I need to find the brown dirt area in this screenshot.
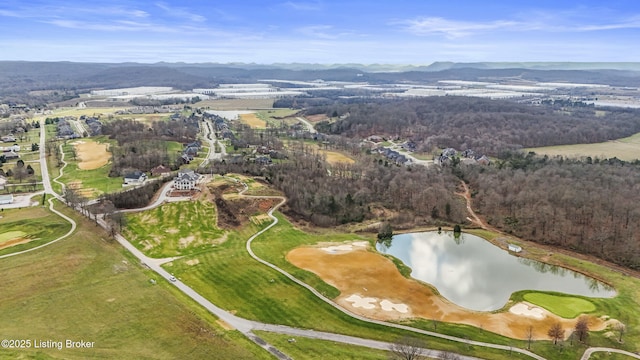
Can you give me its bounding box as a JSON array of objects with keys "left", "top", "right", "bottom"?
[
  {"left": 319, "top": 149, "right": 355, "bottom": 165},
  {"left": 0, "top": 237, "right": 32, "bottom": 250},
  {"left": 239, "top": 113, "right": 266, "bottom": 129},
  {"left": 305, "top": 114, "right": 329, "bottom": 123},
  {"left": 287, "top": 245, "right": 608, "bottom": 340},
  {"left": 74, "top": 140, "right": 110, "bottom": 170}
]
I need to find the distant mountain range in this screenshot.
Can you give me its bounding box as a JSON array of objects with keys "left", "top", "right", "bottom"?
[{"left": 1, "top": 61, "right": 639, "bottom": 103}]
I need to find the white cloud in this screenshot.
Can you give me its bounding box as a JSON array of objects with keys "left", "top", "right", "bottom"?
[
  {"left": 397, "top": 17, "right": 519, "bottom": 38},
  {"left": 155, "top": 2, "right": 206, "bottom": 22},
  {"left": 282, "top": 1, "right": 323, "bottom": 11}
]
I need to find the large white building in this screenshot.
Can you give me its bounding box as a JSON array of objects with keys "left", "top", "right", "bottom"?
[{"left": 173, "top": 169, "right": 200, "bottom": 190}]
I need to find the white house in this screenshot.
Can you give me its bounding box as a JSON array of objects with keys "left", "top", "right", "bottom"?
[
  {"left": 508, "top": 244, "right": 522, "bottom": 253},
  {"left": 0, "top": 194, "right": 13, "bottom": 205},
  {"left": 173, "top": 169, "right": 200, "bottom": 190},
  {"left": 123, "top": 170, "right": 147, "bottom": 185}
]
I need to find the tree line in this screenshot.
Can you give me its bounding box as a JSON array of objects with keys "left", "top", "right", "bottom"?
[
  {"left": 308, "top": 97, "right": 640, "bottom": 156},
  {"left": 461, "top": 152, "right": 640, "bottom": 270}
]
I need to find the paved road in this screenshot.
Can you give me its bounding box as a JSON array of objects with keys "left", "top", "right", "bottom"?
[
  {"left": 581, "top": 347, "right": 640, "bottom": 360},
  {"left": 387, "top": 140, "right": 433, "bottom": 166},
  {"left": 296, "top": 117, "right": 317, "bottom": 133},
  {"left": 7, "top": 119, "right": 634, "bottom": 360}
]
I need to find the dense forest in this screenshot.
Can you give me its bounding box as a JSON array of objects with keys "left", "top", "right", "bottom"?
[
  {"left": 210, "top": 143, "right": 467, "bottom": 228},
  {"left": 310, "top": 97, "right": 640, "bottom": 155},
  {"left": 461, "top": 153, "right": 640, "bottom": 270}
]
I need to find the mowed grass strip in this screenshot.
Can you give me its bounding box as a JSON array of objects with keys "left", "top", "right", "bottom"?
[
  {"left": 0, "top": 203, "right": 270, "bottom": 359},
  {"left": 0, "top": 207, "right": 71, "bottom": 256},
  {"left": 254, "top": 331, "right": 391, "bottom": 360},
  {"left": 523, "top": 293, "right": 596, "bottom": 318},
  {"left": 124, "top": 200, "right": 225, "bottom": 258}
]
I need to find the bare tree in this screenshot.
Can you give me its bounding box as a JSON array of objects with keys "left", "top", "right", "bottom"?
[
  {"left": 438, "top": 352, "right": 462, "bottom": 360},
  {"left": 574, "top": 316, "right": 590, "bottom": 343},
  {"left": 389, "top": 336, "right": 428, "bottom": 360},
  {"left": 526, "top": 325, "right": 534, "bottom": 350},
  {"left": 614, "top": 322, "right": 626, "bottom": 343},
  {"left": 548, "top": 322, "right": 565, "bottom": 345}
]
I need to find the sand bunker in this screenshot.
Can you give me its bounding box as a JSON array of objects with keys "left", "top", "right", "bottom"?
[
  {"left": 509, "top": 302, "right": 546, "bottom": 319},
  {"left": 321, "top": 241, "right": 368, "bottom": 254},
  {"left": 380, "top": 300, "right": 409, "bottom": 313},
  {"left": 344, "top": 295, "right": 410, "bottom": 314},
  {"left": 287, "top": 244, "right": 608, "bottom": 340},
  {"left": 74, "top": 140, "right": 110, "bottom": 170},
  {"left": 345, "top": 294, "right": 377, "bottom": 309}
]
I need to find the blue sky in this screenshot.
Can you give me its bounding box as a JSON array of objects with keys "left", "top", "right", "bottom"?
[{"left": 1, "top": 0, "right": 639, "bottom": 64}]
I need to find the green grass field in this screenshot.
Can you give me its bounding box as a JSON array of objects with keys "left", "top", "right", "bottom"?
[
  {"left": 523, "top": 293, "right": 596, "bottom": 318},
  {"left": 0, "top": 204, "right": 271, "bottom": 359},
  {"left": 527, "top": 131, "right": 640, "bottom": 161},
  {"left": 123, "top": 200, "right": 226, "bottom": 258},
  {"left": 0, "top": 230, "right": 27, "bottom": 243},
  {"left": 255, "top": 331, "right": 391, "bottom": 360},
  {"left": 57, "top": 141, "right": 122, "bottom": 198},
  {"left": 0, "top": 207, "right": 72, "bottom": 256}
]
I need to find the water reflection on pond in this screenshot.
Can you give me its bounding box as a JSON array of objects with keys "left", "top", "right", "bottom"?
[{"left": 376, "top": 231, "right": 615, "bottom": 311}]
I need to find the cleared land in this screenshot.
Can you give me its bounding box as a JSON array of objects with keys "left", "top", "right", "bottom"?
[
  {"left": 0, "top": 204, "right": 269, "bottom": 359},
  {"left": 527, "top": 131, "right": 640, "bottom": 161},
  {"left": 73, "top": 140, "right": 110, "bottom": 170},
  {"left": 239, "top": 113, "right": 266, "bottom": 129},
  {"left": 319, "top": 149, "right": 356, "bottom": 165},
  {"left": 523, "top": 293, "right": 597, "bottom": 319},
  {"left": 123, "top": 200, "right": 226, "bottom": 258}
]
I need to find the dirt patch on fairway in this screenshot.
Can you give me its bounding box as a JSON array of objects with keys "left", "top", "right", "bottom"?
[
  {"left": 239, "top": 113, "right": 266, "bottom": 128},
  {"left": 74, "top": 140, "right": 110, "bottom": 170},
  {"left": 179, "top": 235, "right": 196, "bottom": 248},
  {"left": 287, "top": 244, "right": 608, "bottom": 340},
  {"left": 0, "top": 237, "right": 32, "bottom": 250},
  {"left": 186, "top": 259, "right": 200, "bottom": 266}
]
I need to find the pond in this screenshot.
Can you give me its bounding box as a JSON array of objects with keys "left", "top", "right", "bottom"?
[{"left": 376, "top": 231, "right": 615, "bottom": 311}]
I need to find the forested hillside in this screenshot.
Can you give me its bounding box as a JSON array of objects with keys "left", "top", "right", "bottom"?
[
  {"left": 312, "top": 97, "right": 640, "bottom": 154},
  {"left": 462, "top": 153, "right": 640, "bottom": 269},
  {"left": 213, "top": 144, "right": 467, "bottom": 228}
]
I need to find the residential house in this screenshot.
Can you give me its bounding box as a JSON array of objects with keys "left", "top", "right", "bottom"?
[
  {"left": 0, "top": 175, "right": 6, "bottom": 190},
  {"left": 1, "top": 135, "right": 16, "bottom": 143},
  {"left": 150, "top": 165, "right": 171, "bottom": 177},
  {"left": 123, "top": 170, "right": 147, "bottom": 185},
  {"left": 4, "top": 151, "right": 19, "bottom": 160},
  {"left": 173, "top": 169, "right": 200, "bottom": 190},
  {"left": 476, "top": 155, "right": 491, "bottom": 165},
  {"left": 255, "top": 156, "right": 272, "bottom": 165}
]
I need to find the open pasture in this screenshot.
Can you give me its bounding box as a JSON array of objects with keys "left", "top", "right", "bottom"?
[
  {"left": 73, "top": 140, "right": 110, "bottom": 170},
  {"left": 0, "top": 204, "right": 269, "bottom": 359},
  {"left": 527, "top": 131, "right": 640, "bottom": 161}
]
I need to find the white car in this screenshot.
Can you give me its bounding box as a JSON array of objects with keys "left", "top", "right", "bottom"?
[{"left": 169, "top": 276, "right": 177, "bottom": 282}]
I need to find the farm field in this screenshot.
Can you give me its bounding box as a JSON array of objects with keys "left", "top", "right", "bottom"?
[
  {"left": 0, "top": 204, "right": 269, "bottom": 359},
  {"left": 318, "top": 149, "right": 355, "bottom": 165},
  {"left": 197, "top": 98, "right": 274, "bottom": 110},
  {"left": 0, "top": 206, "right": 71, "bottom": 255},
  {"left": 39, "top": 106, "right": 128, "bottom": 119},
  {"left": 527, "top": 131, "right": 640, "bottom": 161},
  {"left": 239, "top": 113, "right": 266, "bottom": 129}
]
